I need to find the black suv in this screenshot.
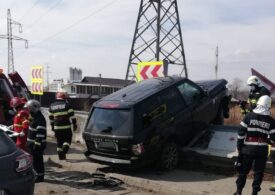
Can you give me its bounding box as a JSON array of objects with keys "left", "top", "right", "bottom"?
[{"left": 83, "top": 76, "right": 230, "bottom": 170}]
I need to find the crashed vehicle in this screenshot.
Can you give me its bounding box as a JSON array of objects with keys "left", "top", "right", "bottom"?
[
  {"left": 83, "top": 76, "right": 230, "bottom": 170},
  {"left": 0, "top": 129, "right": 35, "bottom": 195},
  {"left": 0, "top": 70, "right": 30, "bottom": 125}
]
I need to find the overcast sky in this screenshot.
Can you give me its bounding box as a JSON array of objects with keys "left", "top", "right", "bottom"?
[{"left": 0, "top": 0, "right": 274, "bottom": 86}]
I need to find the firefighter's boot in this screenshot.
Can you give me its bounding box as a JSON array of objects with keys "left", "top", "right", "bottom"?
[
  {"left": 233, "top": 189, "right": 242, "bottom": 195},
  {"left": 58, "top": 151, "right": 66, "bottom": 160}
]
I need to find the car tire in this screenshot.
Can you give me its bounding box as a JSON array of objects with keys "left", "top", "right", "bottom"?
[{"left": 158, "top": 142, "right": 179, "bottom": 171}]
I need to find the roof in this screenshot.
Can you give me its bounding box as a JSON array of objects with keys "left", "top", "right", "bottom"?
[
  {"left": 95, "top": 76, "right": 184, "bottom": 107},
  {"left": 81, "top": 76, "right": 133, "bottom": 88}
]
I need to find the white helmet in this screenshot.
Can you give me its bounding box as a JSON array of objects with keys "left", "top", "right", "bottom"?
[
  {"left": 257, "top": 95, "right": 271, "bottom": 109},
  {"left": 25, "top": 99, "right": 41, "bottom": 113},
  {"left": 247, "top": 75, "right": 261, "bottom": 86}
]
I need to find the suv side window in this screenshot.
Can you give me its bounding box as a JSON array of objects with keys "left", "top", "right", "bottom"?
[
  {"left": 158, "top": 87, "right": 184, "bottom": 115},
  {"left": 177, "top": 81, "right": 203, "bottom": 106}
]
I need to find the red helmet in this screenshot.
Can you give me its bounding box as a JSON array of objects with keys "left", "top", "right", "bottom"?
[
  {"left": 56, "top": 92, "right": 66, "bottom": 100},
  {"left": 10, "top": 97, "right": 24, "bottom": 108}
]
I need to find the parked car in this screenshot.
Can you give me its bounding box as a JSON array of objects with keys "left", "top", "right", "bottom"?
[
  {"left": 0, "top": 130, "right": 35, "bottom": 195},
  {"left": 83, "top": 76, "right": 230, "bottom": 170},
  {"left": 0, "top": 70, "right": 30, "bottom": 125}
]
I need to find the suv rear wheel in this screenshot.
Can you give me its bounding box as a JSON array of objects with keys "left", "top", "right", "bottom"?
[{"left": 158, "top": 142, "right": 179, "bottom": 171}]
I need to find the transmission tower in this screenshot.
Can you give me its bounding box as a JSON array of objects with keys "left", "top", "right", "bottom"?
[
  {"left": 0, "top": 9, "right": 28, "bottom": 73},
  {"left": 125, "top": 0, "right": 188, "bottom": 81}
]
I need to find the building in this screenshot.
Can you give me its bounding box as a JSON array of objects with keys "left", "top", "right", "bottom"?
[
  {"left": 49, "top": 79, "right": 65, "bottom": 92},
  {"left": 63, "top": 76, "right": 133, "bottom": 98}
]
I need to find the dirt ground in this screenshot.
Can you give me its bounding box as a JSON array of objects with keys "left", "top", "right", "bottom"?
[{"left": 34, "top": 138, "right": 275, "bottom": 195}]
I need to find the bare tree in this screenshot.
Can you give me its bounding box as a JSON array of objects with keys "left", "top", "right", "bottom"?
[{"left": 228, "top": 78, "right": 246, "bottom": 99}]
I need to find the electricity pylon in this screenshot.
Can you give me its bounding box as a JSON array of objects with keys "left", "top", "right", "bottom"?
[
  {"left": 125, "top": 0, "right": 188, "bottom": 81},
  {"left": 0, "top": 9, "right": 28, "bottom": 73}
]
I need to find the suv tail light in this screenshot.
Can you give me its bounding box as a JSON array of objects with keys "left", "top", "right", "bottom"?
[
  {"left": 16, "top": 152, "right": 32, "bottom": 172},
  {"left": 132, "top": 143, "right": 144, "bottom": 155}
]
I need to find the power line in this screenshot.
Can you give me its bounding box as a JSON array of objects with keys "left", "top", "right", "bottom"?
[
  {"left": 27, "top": 0, "right": 63, "bottom": 28},
  {"left": 0, "top": 9, "right": 28, "bottom": 73},
  {"left": 30, "top": 0, "right": 119, "bottom": 48},
  {"left": 19, "top": 0, "right": 41, "bottom": 21}
]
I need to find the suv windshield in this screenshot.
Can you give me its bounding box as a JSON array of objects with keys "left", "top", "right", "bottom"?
[{"left": 86, "top": 108, "right": 132, "bottom": 136}]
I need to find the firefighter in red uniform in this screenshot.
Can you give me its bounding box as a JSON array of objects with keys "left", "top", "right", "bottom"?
[{"left": 9, "top": 97, "right": 29, "bottom": 151}]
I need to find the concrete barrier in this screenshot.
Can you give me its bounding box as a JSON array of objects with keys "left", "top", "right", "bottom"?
[{"left": 42, "top": 108, "right": 89, "bottom": 144}]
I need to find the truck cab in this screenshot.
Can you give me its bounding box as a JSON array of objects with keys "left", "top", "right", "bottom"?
[{"left": 0, "top": 70, "right": 30, "bottom": 125}]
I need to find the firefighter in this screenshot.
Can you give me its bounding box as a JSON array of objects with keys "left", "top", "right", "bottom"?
[
  {"left": 240, "top": 76, "right": 271, "bottom": 115},
  {"left": 234, "top": 95, "right": 275, "bottom": 195},
  {"left": 9, "top": 97, "right": 29, "bottom": 151},
  {"left": 25, "top": 99, "right": 47, "bottom": 183},
  {"left": 49, "top": 91, "right": 77, "bottom": 160}
]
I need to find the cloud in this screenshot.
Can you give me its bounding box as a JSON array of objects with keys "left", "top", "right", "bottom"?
[{"left": 0, "top": 0, "right": 274, "bottom": 86}]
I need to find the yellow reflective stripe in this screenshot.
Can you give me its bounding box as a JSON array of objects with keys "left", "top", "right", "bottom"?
[
  {"left": 49, "top": 113, "right": 53, "bottom": 116},
  {"left": 63, "top": 142, "right": 70, "bottom": 146},
  {"left": 54, "top": 125, "right": 71, "bottom": 130},
  {"left": 68, "top": 109, "right": 74, "bottom": 113},
  {"left": 34, "top": 142, "right": 41, "bottom": 146},
  {"left": 251, "top": 99, "right": 257, "bottom": 104},
  {"left": 14, "top": 124, "right": 23, "bottom": 127},
  {"left": 53, "top": 111, "right": 69, "bottom": 117},
  {"left": 57, "top": 147, "right": 63, "bottom": 152},
  {"left": 27, "top": 138, "right": 35, "bottom": 142}
]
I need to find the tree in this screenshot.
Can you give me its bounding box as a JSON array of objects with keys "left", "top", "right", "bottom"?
[{"left": 228, "top": 78, "right": 246, "bottom": 99}]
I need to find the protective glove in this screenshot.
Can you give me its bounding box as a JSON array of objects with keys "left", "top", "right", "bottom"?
[
  {"left": 239, "top": 100, "right": 247, "bottom": 109},
  {"left": 19, "top": 131, "right": 25, "bottom": 137},
  {"left": 73, "top": 124, "right": 77, "bottom": 132}
]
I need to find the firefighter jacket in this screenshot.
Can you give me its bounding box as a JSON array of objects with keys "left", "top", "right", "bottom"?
[
  {"left": 27, "top": 111, "right": 47, "bottom": 150},
  {"left": 13, "top": 108, "right": 29, "bottom": 150},
  {"left": 237, "top": 112, "right": 275, "bottom": 157},
  {"left": 241, "top": 86, "right": 270, "bottom": 115},
  {"left": 49, "top": 99, "right": 76, "bottom": 131},
  {"left": 248, "top": 86, "right": 270, "bottom": 111}
]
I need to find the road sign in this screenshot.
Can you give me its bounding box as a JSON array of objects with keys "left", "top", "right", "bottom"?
[
  {"left": 137, "top": 61, "right": 164, "bottom": 82},
  {"left": 31, "top": 66, "right": 43, "bottom": 95}
]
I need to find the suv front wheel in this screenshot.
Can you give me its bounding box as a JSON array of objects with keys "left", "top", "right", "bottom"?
[{"left": 158, "top": 142, "right": 179, "bottom": 171}]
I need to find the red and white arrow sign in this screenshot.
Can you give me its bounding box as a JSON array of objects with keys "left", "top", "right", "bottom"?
[
  {"left": 31, "top": 82, "right": 43, "bottom": 95},
  {"left": 138, "top": 63, "right": 164, "bottom": 81},
  {"left": 31, "top": 67, "right": 43, "bottom": 79}
]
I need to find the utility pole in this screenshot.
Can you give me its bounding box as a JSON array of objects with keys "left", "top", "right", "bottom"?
[
  {"left": 126, "top": 0, "right": 187, "bottom": 81},
  {"left": 99, "top": 73, "right": 102, "bottom": 98},
  {"left": 0, "top": 9, "right": 28, "bottom": 73},
  {"left": 46, "top": 64, "right": 51, "bottom": 91},
  {"left": 215, "top": 46, "right": 219, "bottom": 80}
]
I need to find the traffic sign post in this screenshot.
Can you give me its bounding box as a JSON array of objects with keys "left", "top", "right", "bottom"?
[
  {"left": 137, "top": 61, "right": 164, "bottom": 82},
  {"left": 31, "top": 66, "right": 43, "bottom": 95}
]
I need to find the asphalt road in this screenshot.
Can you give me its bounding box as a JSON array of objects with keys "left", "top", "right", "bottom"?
[{"left": 35, "top": 138, "right": 275, "bottom": 195}]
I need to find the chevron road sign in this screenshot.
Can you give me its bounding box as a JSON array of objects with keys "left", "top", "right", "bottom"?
[
  {"left": 31, "top": 66, "right": 44, "bottom": 95},
  {"left": 137, "top": 61, "right": 164, "bottom": 82}
]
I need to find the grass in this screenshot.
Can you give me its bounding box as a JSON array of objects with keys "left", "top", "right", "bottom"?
[{"left": 225, "top": 105, "right": 275, "bottom": 125}]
